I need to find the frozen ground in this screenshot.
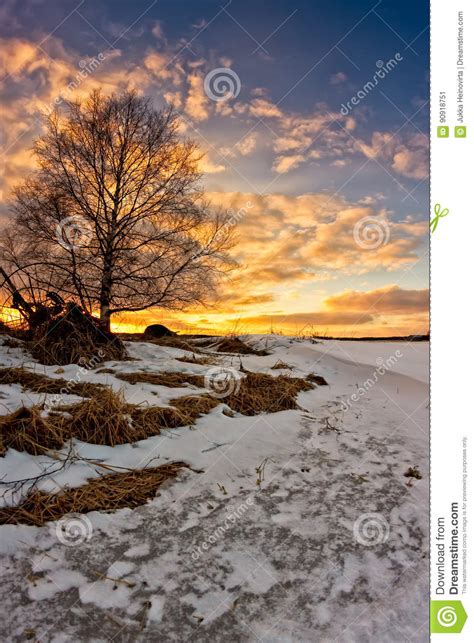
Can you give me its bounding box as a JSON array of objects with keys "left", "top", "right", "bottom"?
[{"left": 0, "top": 334, "right": 429, "bottom": 642}]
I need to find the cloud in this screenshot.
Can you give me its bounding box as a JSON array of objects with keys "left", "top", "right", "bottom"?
[
  {"left": 184, "top": 73, "right": 210, "bottom": 121},
  {"left": 330, "top": 72, "right": 348, "bottom": 85},
  {"left": 231, "top": 311, "right": 374, "bottom": 327},
  {"left": 205, "top": 191, "right": 427, "bottom": 297},
  {"left": 392, "top": 146, "right": 428, "bottom": 179},
  {"left": 144, "top": 50, "right": 180, "bottom": 83},
  {"left": 273, "top": 154, "right": 306, "bottom": 173},
  {"left": 249, "top": 98, "right": 283, "bottom": 119},
  {"left": 324, "top": 285, "right": 429, "bottom": 314},
  {"left": 222, "top": 133, "right": 258, "bottom": 158},
  {"left": 151, "top": 22, "right": 164, "bottom": 39},
  {"left": 235, "top": 133, "right": 257, "bottom": 156},
  {"left": 355, "top": 131, "right": 428, "bottom": 180},
  {"left": 198, "top": 152, "right": 226, "bottom": 174}
]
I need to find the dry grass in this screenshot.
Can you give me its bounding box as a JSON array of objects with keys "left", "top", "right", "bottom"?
[
  {"left": 116, "top": 371, "right": 205, "bottom": 388},
  {"left": 59, "top": 388, "right": 135, "bottom": 446},
  {"left": 215, "top": 337, "right": 269, "bottom": 356},
  {"left": 29, "top": 311, "right": 127, "bottom": 366},
  {"left": 270, "top": 360, "right": 293, "bottom": 370},
  {"left": 225, "top": 372, "right": 313, "bottom": 415},
  {"left": 147, "top": 336, "right": 199, "bottom": 352},
  {"left": 170, "top": 395, "right": 219, "bottom": 423},
  {"left": 0, "top": 462, "right": 189, "bottom": 526},
  {"left": 176, "top": 353, "right": 215, "bottom": 366},
  {"left": 1, "top": 388, "right": 220, "bottom": 455},
  {"left": 1, "top": 337, "right": 22, "bottom": 348},
  {"left": 307, "top": 373, "right": 328, "bottom": 386},
  {"left": 58, "top": 388, "right": 208, "bottom": 446},
  {"left": 0, "top": 406, "right": 67, "bottom": 456},
  {"left": 0, "top": 367, "right": 104, "bottom": 397},
  {"left": 0, "top": 367, "right": 313, "bottom": 456}
]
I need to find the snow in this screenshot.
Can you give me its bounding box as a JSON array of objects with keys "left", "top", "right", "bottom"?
[{"left": 0, "top": 334, "right": 429, "bottom": 641}]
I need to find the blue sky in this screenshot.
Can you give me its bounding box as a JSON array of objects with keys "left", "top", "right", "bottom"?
[{"left": 0, "top": 0, "right": 429, "bottom": 334}]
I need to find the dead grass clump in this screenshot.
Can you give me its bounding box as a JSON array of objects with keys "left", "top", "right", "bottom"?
[
  {"left": 116, "top": 371, "right": 205, "bottom": 388},
  {"left": 60, "top": 389, "right": 219, "bottom": 446},
  {"left": 176, "top": 354, "right": 215, "bottom": 366},
  {"left": 29, "top": 308, "right": 127, "bottom": 366},
  {"left": 131, "top": 396, "right": 218, "bottom": 432},
  {"left": 1, "top": 337, "right": 22, "bottom": 348},
  {"left": 60, "top": 388, "right": 136, "bottom": 446},
  {"left": 0, "top": 462, "right": 189, "bottom": 526},
  {"left": 0, "top": 367, "right": 104, "bottom": 397},
  {"left": 148, "top": 336, "right": 199, "bottom": 352},
  {"left": 0, "top": 385, "right": 222, "bottom": 456},
  {"left": 270, "top": 360, "right": 293, "bottom": 370},
  {"left": 130, "top": 405, "right": 185, "bottom": 433},
  {"left": 307, "top": 373, "right": 328, "bottom": 386},
  {"left": 226, "top": 372, "right": 313, "bottom": 415},
  {"left": 216, "top": 337, "right": 269, "bottom": 356},
  {"left": 170, "top": 395, "right": 219, "bottom": 424},
  {"left": 0, "top": 406, "right": 66, "bottom": 456}
]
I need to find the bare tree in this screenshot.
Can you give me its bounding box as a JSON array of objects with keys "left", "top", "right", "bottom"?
[{"left": 1, "top": 90, "right": 235, "bottom": 331}]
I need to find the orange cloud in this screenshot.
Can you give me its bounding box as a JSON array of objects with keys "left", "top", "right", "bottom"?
[
  {"left": 184, "top": 73, "right": 209, "bottom": 121},
  {"left": 207, "top": 191, "right": 427, "bottom": 281},
  {"left": 324, "top": 285, "right": 429, "bottom": 314}
]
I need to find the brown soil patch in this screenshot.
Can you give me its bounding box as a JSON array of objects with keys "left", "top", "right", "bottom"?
[{"left": 307, "top": 374, "right": 328, "bottom": 385}]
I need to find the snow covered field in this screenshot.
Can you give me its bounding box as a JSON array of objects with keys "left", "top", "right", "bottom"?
[{"left": 0, "top": 334, "right": 429, "bottom": 642}]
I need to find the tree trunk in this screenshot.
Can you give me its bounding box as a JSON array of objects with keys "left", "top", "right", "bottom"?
[
  {"left": 99, "top": 302, "right": 111, "bottom": 332},
  {"left": 99, "top": 245, "right": 114, "bottom": 333}
]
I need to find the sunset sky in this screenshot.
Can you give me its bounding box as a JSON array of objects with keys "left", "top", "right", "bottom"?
[{"left": 0, "top": 0, "right": 429, "bottom": 336}]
